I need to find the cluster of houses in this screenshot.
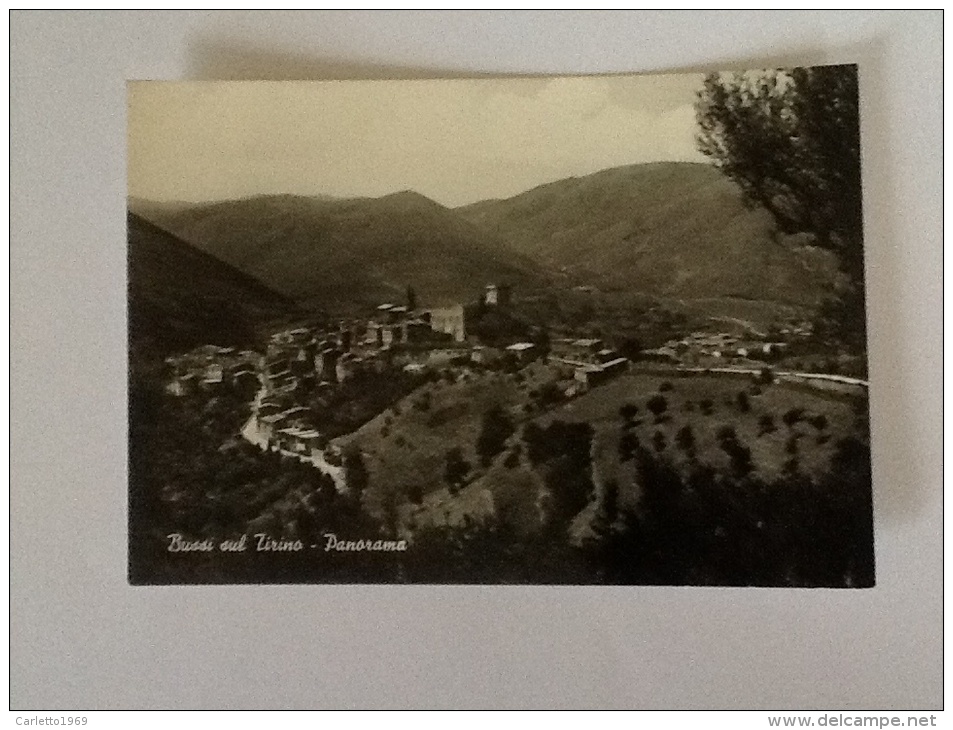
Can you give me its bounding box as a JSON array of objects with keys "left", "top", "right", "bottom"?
[
  {"left": 642, "top": 331, "right": 792, "bottom": 366},
  {"left": 165, "top": 284, "right": 524, "bottom": 453},
  {"left": 164, "top": 283, "right": 641, "bottom": 458},
  {"left": 164, "top": 345, "right": 261, "bottom": 397},
  {"left": 548, "top": 337, "right": 630, "bottom": 390}
]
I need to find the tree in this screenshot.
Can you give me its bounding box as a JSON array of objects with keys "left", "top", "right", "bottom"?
[
  {"left": 619, "top": 402, "right": 639, "bottom": 423},
  {"left": 476, "top": 405, "right": 515, "bottom": 467},
  {"left": 341, "top": 446, "right": 370, "bottom": 502},
  {"left": 736, "top": 391, "right": 751, "bottom": 413},
  {"left": 674, "top": 424, "right": 696, "bottom": 455},
  {"left": 646, "top": 394, "right": 668, "bottom": 420},
  {"left": 695, "top": 65, "right": 866, "bottom": 349},
  {"left": 444, "top": 447, "right": 470, "bottom": 492}
]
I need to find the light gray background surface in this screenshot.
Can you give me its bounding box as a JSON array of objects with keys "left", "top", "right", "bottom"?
[{"left": 11, "top": 10, "right": 943, "bottom": 710}]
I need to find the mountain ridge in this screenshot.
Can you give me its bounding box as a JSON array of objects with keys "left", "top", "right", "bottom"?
[
  {"left": 456, "top": 161, "right": 839, "bottom": 307},
  {"left": 131, "top": 191, "right": 547, "bottom": 314},
  {"left": 127, "top": 211, "right": 301, "bottom": 358}
]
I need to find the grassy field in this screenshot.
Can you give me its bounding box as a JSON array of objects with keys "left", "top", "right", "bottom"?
[
  {"left": 332, "top": 360, "right": 868, "bottom": 552},
  {"left": 537, "top": 370, "right": 867, "bottom": 519},
  {"left": 334, "top": 361, "right": 559, "bottom": 526}
]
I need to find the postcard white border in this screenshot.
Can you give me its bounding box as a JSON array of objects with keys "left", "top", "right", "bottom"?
[{"left": 10, "top": 9, "right": 942, "bottom": 710}]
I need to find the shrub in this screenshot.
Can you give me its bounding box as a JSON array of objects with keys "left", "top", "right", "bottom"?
[
  {"left": 477, "top": 405, "right": 515, "bottom": 467},
  {"left": 619, "top": 402, "right": 639, "bottom": 421},
  {"left": 406, "top": 484, "right": 424, "bottom": 504},
  {"left": 757, "top": 413, "right": 776, "bottom": 436},
  {"left": 736, "top": 391, "right": 751, "bottom": 413},
  {"left": 699, "top": 398, "right": 715, "bottom": 415},
  {"left": 715, "top": 429, "right": 753, "bottom": 477},
  {"left": 659, "top": 381, "right": 674, "bottom": 392},
  {"left": 444, "top": 447, "right": 470, "bottom": 492},
  {"left": 809, "top": 414, "right": 829, "bottom": 431},
  {"left": 783, "top": 407, "right": 805, "bottom": 429},
  {"left": 618, "top": 432, "right": 640, "bottom": 461},
  {"left": 716, "top": 424, "right": 738, "bottom": 445},
  {"left": 652, "top": 430, "right": 667, "bottom": 452},
  {"left": 675, "top": 424, "right": 695, "bottom": 454},
  {"left": 647, "top": 394, "right": 668, "bottom": 419}
]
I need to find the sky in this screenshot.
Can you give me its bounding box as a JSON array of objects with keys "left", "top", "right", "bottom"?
[{"left": 127, "top": 73, "right": 708, "bottom": 208}]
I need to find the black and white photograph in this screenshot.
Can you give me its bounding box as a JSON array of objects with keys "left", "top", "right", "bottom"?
[{"left": 127, "top": 66, "right": 873, "bottom": 587}]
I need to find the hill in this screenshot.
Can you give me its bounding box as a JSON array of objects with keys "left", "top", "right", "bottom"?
[
  {"left": 127, "top": 211, "right": 301, "bottom": 358},
  {"left": 131, "top": 192, "right": 547, "bottom": 314},
  {"left": 458, "top": 162, "right": 840, "bottom": 308}
]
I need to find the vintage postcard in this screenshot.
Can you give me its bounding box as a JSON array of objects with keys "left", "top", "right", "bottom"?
[{"left": 127, "top": 67, "right": 872, "bottom": 586}]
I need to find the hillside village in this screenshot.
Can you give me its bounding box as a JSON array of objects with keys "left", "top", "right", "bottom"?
[
  {"left": 163, "top": 282, "right": 640, "bottom": 464},
  {"left": 154, "top": 269, "right": 870, "bottom": 553}
]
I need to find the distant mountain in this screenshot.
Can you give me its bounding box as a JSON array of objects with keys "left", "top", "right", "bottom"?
[
  {"left": 131, "top": 192, "right": 547, "bottom": 313},
  {"left": 457, "top": 162, "right": 840, "bottom": 307},
  {"left": 127, "top": 197, "right": 198, "bottom": 222},
  {"left": 127, "top": 211, "right": 300, "bottom": 357}
]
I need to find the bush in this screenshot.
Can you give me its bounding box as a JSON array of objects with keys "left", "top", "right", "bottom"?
[
  {"left": 406, "top": 484, "right": 424, "bottom": 504},
  {"left": 444, "top": 447, "right": 470, "bottom": 492},
  {"left": 699, "top": 398, "right": 715, "bottom": 416},
  {"left": 659, "top": 381, "right": 674, "bottom": 392},
  {"left": 783, "top": 407, "right": 805, "bottom": 429},
  {"left": 782, "top": 456, "right": 800, "bottom": 475},
  {"left": 619, "top": 403, "right": 639, "bottom": 421},
  {"left": 477, "top": 405, "right": 515, "bottom": 466},
  {"left": 757, "top": 413, "right": 776, "bottom": 436},
  {"left": 715, "top": 429, "right": 753, "bottom": 477},
  {"left": 534, "top": 381, "right": 562, "bottom": 407},
  {"left": 652, "top": 431, "right": 667, "bottom": 452},
  {"left": 647, "top": 394, "right": 668, "bottom": 418},
  {"left": 716, "top": 424, "right": 738, "bottom": 445},
  {"left": 736, "top": 391, "right": 751, "bottom": 413},
  {"left": 675, "top": 424, "right": 695, "bottom": 454},
  {"left": 414, "top": 395, "right": 431, "bottom": 412},
  {"left": 809, "top": 414, "right": 829, "bottom": 431},
  {"left": 618, "top": 432, "right": 640, "bottom": 462}
]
